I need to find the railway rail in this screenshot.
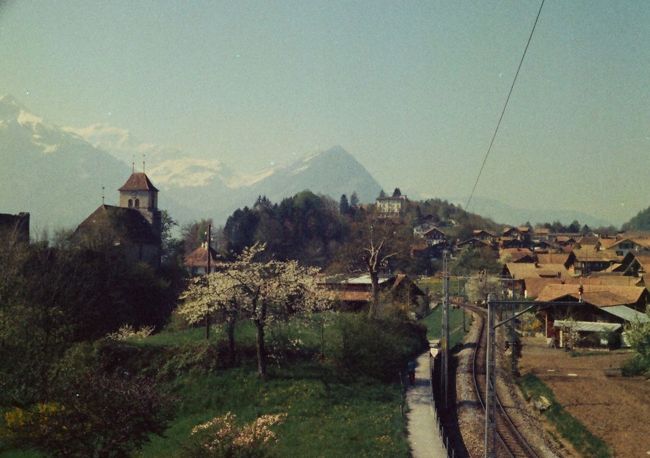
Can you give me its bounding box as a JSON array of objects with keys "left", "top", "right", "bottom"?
[{"left": 467, "top": 305, "right": 538, "bottom": 458}]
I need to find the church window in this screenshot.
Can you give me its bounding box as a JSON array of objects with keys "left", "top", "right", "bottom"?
[
  {"left": 128, "top": 199, "right": 133, "bottom": 208},
  {"left": 135, "top": 198, "right": 140, "bottom": 208}
]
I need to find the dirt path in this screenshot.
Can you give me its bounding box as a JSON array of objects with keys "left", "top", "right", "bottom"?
[{"left": 519, "top": 336, "right": 650, "bottom": 457}]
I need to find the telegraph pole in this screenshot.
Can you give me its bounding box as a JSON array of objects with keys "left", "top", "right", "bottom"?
[
  {"left": 205, "top": 223, "right": 212, "bottom": 340},
  {"left": 485, "top": 295, "right": 496, "bottom": 458},
  {"left": 483, "top": 297, "right": 579, "bottom": 457},
  {"left": 441, "top": 250, "right": 450, "bottom": 409}
]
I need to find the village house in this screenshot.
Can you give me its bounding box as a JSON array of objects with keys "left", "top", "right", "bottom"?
[
  {"left": 184, "top": 243, "right": 229, "bottom": 276},
  {"left": 73, "top": 172, "right": 162, "bottom": 267},
  {"left": 472, "top": 229, "right": 497, "bottom": 244},
  {"left": 319, "top": 273, "right": 426, "bottom": 314},
  {"left": 572, "top": 245, "right": 621, "bottom": 276},
  {"left": 535, "top": 284, "right": 649, "bottom": 348},
  {"left": 499, "top": 247, "right": 535, "bottom": 263}
]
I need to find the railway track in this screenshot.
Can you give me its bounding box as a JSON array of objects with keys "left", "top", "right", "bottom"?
[{"left": 469, "top": 306, "right": 538, "bottom": 458}]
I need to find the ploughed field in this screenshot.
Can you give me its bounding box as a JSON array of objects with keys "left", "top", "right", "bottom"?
[{"left": 519, "top": 336, "right": 650, "bottom": 457}]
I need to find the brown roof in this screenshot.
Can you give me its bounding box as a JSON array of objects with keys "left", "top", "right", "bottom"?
[
  {"left": 536, "top": 284, "right": 646, "bottom": 307},
  {"left": 184, "top": 245, "right": 227, "bottom": 268},
  {"left": 536, "top": 253, "right": 572, "bottom": 266},
  {"left": 119, "top": 172, "right": 159, "bottom": 192},
  {"left": 499, "top": 248, "right": 534, "bottom": 262},
  {"left": 504, "top": 262, "right": 570, "bottom": 280},
  {"left": 572, "top": 247, "right": 621, "bottom": 262}
]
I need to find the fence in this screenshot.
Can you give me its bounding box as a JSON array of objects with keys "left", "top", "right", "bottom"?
[{"left": 429, "top": 347, "right": 456, "bottom": 458}]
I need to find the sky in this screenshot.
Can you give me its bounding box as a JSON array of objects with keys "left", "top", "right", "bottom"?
[{"left": 1, "top": 0, "right": 649, "bottom": 224}]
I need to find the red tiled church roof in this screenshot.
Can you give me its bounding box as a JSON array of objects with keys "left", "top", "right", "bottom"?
[{"left": 119, "top": 173, "right": 159, "bottom": 192}]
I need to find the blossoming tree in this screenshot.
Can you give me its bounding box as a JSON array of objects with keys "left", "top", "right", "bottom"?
[{"left": 180, "top": 243, "right": 332, "bottom": 378}]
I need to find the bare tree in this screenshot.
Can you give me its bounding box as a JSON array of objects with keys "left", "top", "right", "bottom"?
[{"left": 363, "top": 225, "right": 396, "bottom": 318}]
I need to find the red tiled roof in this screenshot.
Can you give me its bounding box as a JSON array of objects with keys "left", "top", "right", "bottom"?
[
  {"left": 119, "top": 173, "right": 159, "bottom": 192},
  {"left": 184, "top": 245, "right": 227, "bottom": 268}
]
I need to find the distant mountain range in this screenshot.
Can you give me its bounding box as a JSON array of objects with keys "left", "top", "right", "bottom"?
[
  {"left": 445, "top": 196, "right": 616, "bottom": 229},
  {"left": 0, "top": 95, "right": 620, "bottom": 234},
  {"left": 0, "top": 96, "right": 382, "bottom": 231}
]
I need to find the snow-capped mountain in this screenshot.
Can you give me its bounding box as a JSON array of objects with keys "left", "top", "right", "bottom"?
[
  {"left": 0, "top": 95, "right": 133, "bottom": 232},
  {"left": 1, "top": 95, "right": 384, "bottom": 230}
]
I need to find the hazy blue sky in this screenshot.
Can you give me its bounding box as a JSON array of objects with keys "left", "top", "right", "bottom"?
[{"left": 1, "top": 1, "right": 649, "bottom": 223}]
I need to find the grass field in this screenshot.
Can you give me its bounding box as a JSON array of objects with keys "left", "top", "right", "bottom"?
[
  {"left": 419, "top": 305, "right": 469, "bottom": 349},
  {"left": 2, "top": 314, "right": 417, "bottom": 457},
  {"left": 133, "top": 315, "right": 411, "bottom": 457}
]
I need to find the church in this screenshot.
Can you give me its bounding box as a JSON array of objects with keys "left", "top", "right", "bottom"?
[{"left": 74, "top": 171, "right": 162, "bottom": 267}]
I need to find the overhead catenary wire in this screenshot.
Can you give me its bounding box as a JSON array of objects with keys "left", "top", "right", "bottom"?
[{"left": 465, "top": 0, "right": 546, "bottom": 212}]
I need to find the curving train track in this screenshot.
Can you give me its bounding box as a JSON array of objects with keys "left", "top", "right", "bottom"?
[{"left": 466, "top": 304, "right": 538, "bottom": 458}]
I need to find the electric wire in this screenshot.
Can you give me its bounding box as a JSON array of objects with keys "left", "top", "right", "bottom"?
[{"left": 465, "top": 0, "right": 546, "bottom": 211}]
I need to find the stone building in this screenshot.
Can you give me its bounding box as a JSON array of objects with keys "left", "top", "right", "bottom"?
[{"left": 74, "top": 172, "right": 162, "bottom": 267}]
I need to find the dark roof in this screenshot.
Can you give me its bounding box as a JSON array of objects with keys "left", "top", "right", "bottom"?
[
  {"left": 75, "top": 205, "right": 160, "bottom": 245},
  {"left": 119, "top": 173, "right": 159, "bottom": 192}
]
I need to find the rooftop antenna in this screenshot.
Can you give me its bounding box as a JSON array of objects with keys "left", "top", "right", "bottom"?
[{"left": 101, "top": 186, "right": 105, "bottom": 205}]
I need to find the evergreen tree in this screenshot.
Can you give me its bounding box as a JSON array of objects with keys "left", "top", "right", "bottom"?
[
  {"left": 350, "top": 192, "right": 359, "bottom": 208},
  {"left": 339, "top": 194, "right": 350, "bottom": 214}
]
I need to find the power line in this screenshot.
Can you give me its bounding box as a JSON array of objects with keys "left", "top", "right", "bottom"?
[{"left": 465, "top": 0, "right": 546, "bottom": 212}]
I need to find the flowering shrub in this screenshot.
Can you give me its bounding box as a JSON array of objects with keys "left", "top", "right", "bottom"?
[
  {"left": 106, "top": 324, "right": 154, "bottom": 341},
  {"left": 185, "top": 412, "right": 287, "bottom": 457}
]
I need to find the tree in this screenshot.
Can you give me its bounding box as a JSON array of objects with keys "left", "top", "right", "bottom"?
[
  {"left": 339, "top": 194, "right": 350, "bottom": 215},
  {"left": 350, "top": 192, "right": 359, "bottom": 208},
  {"left": 179, "top": 273, "right": 243, "bottom": 365},
  {"left": 179, "top": 243, "right": 331, "bottom": 378},
  {"left": 363, "top": 225, "right": 396, "bottom": 319},
  {"left": 182, "top": 219, "right": 214, "bottom": 254}
]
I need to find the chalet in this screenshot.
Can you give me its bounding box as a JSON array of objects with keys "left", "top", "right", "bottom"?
[
  {"left": 500, "top": 226, "right": 532, "bottom": 247},
  {"left": 457, "top": 237, "right": 493, "bottom": 250},
  {"left": 536, "top": 284, "right": 649, "bottom": 346},
  {"left": 472, "top": 229, "right": 497, "bottom": 244},
  {"left": 620, "top": 252, "right": 650, "bottom": 279},
  {"left": 499, "top": 247, "right": 535, "bottom": 263},
  {"left": 607, "top": 237, "right": 650, "bottom": 257},
  {"left": 0, "top": 212, "right": 30, "bottom": 244},
  {"left": 572, "top": 246, "right": 621, "bottom": 275},
  {"left": 319, "top": 273, "right": 426, "bottom": 313},
  {"left": 73, "top": 172, "right": 162, "bottom": 267},
  {"left": 184, "top": 243, "right": 229, "bottom": 276},
  {"left": 553, "top": 234, "right": 579, "bottom": 247},
  {"left": 419, "top": 227, "right": 447, "bottom": 247},
  {"left": 535, "top": 252, "right": 576, "bottom": 270},
  {"left": 502, "top": 262, "right": 570, "bottom": 298}
]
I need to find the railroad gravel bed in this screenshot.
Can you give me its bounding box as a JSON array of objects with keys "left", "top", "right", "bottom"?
[{"left": 455, "top": 310, "right": 563, "bottom": 457}]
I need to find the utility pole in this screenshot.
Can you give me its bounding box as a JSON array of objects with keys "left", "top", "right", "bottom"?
[
  {"left": 441, "top": 250, "right": 450, "bottom": 409},
  {"left": 485, "top": 295, "right": 496, "bottom": 458},
  {"left": 483, "top": 297, "right": 579, "bottom": 457},
  {"left": 205, "top": 223, "right": 212, "bottom": 340}
]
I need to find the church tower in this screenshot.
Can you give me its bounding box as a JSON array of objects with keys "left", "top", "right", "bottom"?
[{"left": 118, "top": 172, "right": 162, "bottom": 238}]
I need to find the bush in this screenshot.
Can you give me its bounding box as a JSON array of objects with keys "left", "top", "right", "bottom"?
[
  {"left": 2, "top": 370, "right": 173, "bottom": 457},
  {"left": 182, "top": 412, "right": 286, "bottom": 458},
  {"left": 328, "top": 314, "right": 427, "bottom": 382}
]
